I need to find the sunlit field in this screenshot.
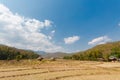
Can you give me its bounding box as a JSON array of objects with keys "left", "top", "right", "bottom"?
[{"left": 0, "top": 60, "right": 120, "bottom": 80}]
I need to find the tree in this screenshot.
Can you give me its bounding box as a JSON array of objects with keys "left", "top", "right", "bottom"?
[{"left": 16, "top": 55, "right": 23, "bottom": 61}]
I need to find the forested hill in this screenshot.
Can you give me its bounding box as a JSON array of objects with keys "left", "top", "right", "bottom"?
[
  {"left": 64, "top": 41, "right": 120, "bottom": 61},
  {"left": 0, "top": 45, "right": 39, "bottom": 60}
]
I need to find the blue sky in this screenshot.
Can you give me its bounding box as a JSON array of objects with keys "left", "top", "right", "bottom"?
[{"left": 0, "top": 0, "right": 120, "bottom": 52}]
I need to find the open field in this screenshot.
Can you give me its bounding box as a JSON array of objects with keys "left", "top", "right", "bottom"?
[{"left": 0, "top": 60, "right": 120, "bottom": 80}]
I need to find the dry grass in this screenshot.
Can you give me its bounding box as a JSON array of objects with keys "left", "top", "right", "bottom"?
[{"left": 0, "top": 60, "right": 120, "bottom": 80}]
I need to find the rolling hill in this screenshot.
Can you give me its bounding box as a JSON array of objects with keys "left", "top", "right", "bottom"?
[
  {"left": 0, "top": 44, "right": 39, "bottom": 60},
  {"left": 68, "top": 41, "right": 120, "bottom": 61}
]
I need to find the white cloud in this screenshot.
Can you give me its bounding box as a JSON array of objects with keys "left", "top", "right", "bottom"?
[
  {"left": 51, "top": 30, "right": 55, "bottom": 34},
  {"left": 47, "top": 30, "right": 56, "bottom": 40},
  {"left": 0, "top": 4, "right": 62, "bottom": 52},
  {"left": 118, "top": 23, "right": 120, "bottom": 26},
  {"left": 88, "top": 36, "right": 111, "bottom": 45},
  {"left": 64, "top": 36, "right": 80, "bottom": 44},
  {"left": 44, "top": 20, "right": 52, "bottom": 27}
]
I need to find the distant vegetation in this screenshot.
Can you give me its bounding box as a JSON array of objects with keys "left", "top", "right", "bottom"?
[
  {"left": 64, "top": 41, "right": 120, "bottom": 61},
  {"left": 0, "top": 45, "right": 39, "bottom": 60}
]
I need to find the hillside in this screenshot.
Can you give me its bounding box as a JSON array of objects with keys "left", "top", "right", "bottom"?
[
  {"left": 67, "top": 41, "right": 120, "bottom": 61},
  {"left": 0, "top": 45, "right": 39, "bottom": 60}
]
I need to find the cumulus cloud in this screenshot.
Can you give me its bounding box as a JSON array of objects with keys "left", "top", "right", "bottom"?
[
  {"left": 0, "top": 4, "right": 62, "bottom": 52},
  {"left": 88, "top": 36, "right": 111, "bottom": 45},
  {"left": 64, "top": 36, "right": 80, "bottom": 44}
]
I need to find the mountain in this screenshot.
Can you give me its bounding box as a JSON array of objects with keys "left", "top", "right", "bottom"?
[
  {"left": 35, "top": 50, "right": 71, "bottom": 59},
  {"left": 68, "top": 41, "right": 120, "bottom": 61},
  {"left": 41, "top": 52, "right": 70, "bottom": 58},
  {"left": 0, "top": 44, "right": 39, "bottom": 60},
  {"left": 35, "top": 51, "right": 46, "bottom": 55}
]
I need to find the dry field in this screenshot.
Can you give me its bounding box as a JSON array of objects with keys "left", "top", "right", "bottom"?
[{"left": 0, "top": 60, "right": 120, "bottom": 80}]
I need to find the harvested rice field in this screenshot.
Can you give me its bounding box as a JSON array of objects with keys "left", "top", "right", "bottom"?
[{"left": 0, "top": 60, "right": 120, "bottom": 80}]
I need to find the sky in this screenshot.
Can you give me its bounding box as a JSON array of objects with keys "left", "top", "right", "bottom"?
[{"left": 0, "top": 0, "right": 120, "bottom": 53}]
